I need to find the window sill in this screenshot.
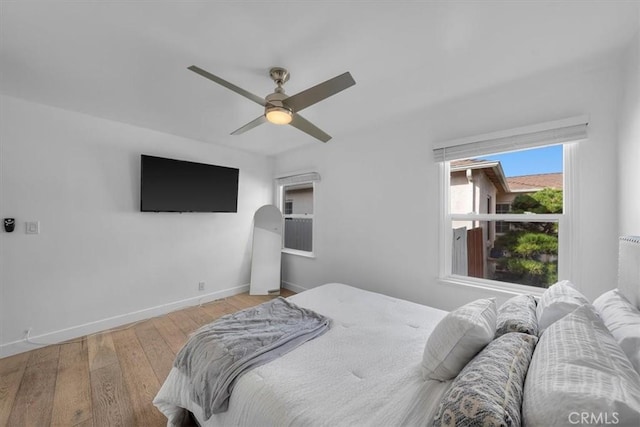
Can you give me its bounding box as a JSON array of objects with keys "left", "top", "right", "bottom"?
[
  {"left": 438, "top": 275, "right": 546, "bottom": 298},
  {"left": 282, "top": 248, "right": 316, "bottom": 259}
]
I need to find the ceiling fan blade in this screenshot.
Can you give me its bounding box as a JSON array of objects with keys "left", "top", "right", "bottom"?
[
  {"left": 230, "top": 115, "right": 267, "bottom": 135},
  {"left": 289, "top": 114, "right": 331, "bottom": 142},
  {"left": 188, "top": 65, "right": 266, "bottom": 107},
  {"left": 283, "top": 72, "right": 355, "bottom": 113}
]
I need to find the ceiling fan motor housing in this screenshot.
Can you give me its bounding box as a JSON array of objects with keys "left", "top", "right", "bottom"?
[
  {"left": 265, "top": 92, "right": 292, "bottom": 124},
  {"left": 265, "top": 91, "right": 289, "bottom": 108}
]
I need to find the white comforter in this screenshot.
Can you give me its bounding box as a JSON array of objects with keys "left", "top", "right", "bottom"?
[{"left": 154, "top": 283, "right": 451, "bottom": 426}]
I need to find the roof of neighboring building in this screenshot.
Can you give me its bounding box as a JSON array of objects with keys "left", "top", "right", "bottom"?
[
  {"left": 451, "top": 159, "right": 562, "bottom": 193},
  {"left": 507, "top": 173, "right": 563, "bottom": 191},
  {"left": 450, "top": 159, "right": 510, "bottom": 193},
  {"left": 451, "top": 159, "right": 493, "bottom": 169}
]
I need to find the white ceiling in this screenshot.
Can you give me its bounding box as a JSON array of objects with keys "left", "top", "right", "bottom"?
[{"left": 1, "top": 1, "right": 638, "bottom": 156}]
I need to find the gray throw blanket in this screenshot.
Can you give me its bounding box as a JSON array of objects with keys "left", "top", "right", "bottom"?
[{"left": 174, "top": 297, "right": 331, "bottom": 419}]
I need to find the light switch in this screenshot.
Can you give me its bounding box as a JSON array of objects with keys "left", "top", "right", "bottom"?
[{"left": 25, "top": 221, "right": 40, "bottom": 234}]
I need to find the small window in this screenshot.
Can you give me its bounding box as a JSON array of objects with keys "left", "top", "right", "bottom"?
[
  {"left": 495, "top": 203, "right": 511, "bottom": 234},
  {"left": 276, "top": 173, "right": 319, "bottom": 254},
  {"left": 284, "top": 200, "right": 293, "bottom": 215},
  {"left": 496, "top": 203, "right": 511, "bottom": 214}
]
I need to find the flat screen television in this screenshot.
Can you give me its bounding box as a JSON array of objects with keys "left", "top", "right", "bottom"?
[{"left": 140, "top": 155, "right": 239, "bottom": 212}]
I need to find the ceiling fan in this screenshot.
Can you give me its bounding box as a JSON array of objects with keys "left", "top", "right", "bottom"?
[{"left": 188, "top": 65, "right": 355, "bottom": 142}]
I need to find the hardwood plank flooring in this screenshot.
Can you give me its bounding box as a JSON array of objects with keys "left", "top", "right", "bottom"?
[
  {"left": 87, "top": 333, "right": 119, "bottom": 373},
  {"left": 51, "top": 340, "right": 92, "bottom": 426},
  {"left": 0, "top": 289, "right": 294, "bottom": 426},
  {"left": 0, "top": 352, "right": 29, "bottom": 427},
  {"left": 150, "top": 317, "right": 186, "bottom": 356},
  {"left": 134, "top": 322, "right": 175, "bottom": 381},
  {"left": 7, "top": 347, "right": 60, "bottom": 426},
  {"left": 110, "top": 328, "right": 165, "bottom": 426},
  {"left": 90, "top": 359, "right": 133, "bottom": 426}
]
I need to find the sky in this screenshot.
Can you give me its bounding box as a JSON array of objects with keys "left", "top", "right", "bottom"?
[{"left": 478, "top": 145, "right": 563, "bottom": 177}]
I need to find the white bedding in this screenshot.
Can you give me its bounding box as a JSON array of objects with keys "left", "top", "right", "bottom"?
[{"left": 154, "top": 283, "right": 451, "bottom": 426}]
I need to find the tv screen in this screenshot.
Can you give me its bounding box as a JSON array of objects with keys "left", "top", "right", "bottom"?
[{"left": 140, "top": 155, "right": 239, "bottom": 212}]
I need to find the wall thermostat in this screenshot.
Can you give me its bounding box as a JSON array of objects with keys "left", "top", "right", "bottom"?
[{"left": 4, "top": 218, "right": 15, "bottom": 232}]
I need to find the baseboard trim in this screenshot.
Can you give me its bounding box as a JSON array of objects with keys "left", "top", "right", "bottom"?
[
  {"left": 281, "top": 280, "right": 309, "bottom": 294},
  {"left": 0, "top": 284, "right": 249, "bottom": 359}
]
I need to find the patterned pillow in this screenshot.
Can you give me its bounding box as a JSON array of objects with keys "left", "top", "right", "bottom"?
[
  {"left": 523, "top": 305, "right": 640, "bottom": 426},
  {"left": 495, "top": 294, "right": 538, "bottom": 337},
  {"left": 432, "top": 332, "right": 537, "bottom": 427}
]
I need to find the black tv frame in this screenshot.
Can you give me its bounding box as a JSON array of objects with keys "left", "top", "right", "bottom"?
[{"left": 140, "top": 155, "right": 239, "bottom": 213}]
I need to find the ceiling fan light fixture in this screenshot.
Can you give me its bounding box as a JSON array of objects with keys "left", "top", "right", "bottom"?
[{"left": 265, "top": 106, "right": 293, "bottom": 125}]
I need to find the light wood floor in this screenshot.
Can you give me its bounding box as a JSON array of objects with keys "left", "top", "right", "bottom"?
[{"left": 0, "top": 289, "right": 295, "bottom": 427}]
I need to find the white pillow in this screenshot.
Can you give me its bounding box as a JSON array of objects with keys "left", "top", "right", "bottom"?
[
  {"left": 536, "top": 280, "right": 591, "bottom": 334},
  {"left": 422, "top": 298, "right": 496, "bottom": 381},
  {"left": 523, "top": 305, "right": 640, "bottom": 426},
  {"left": 593, "top": 289, "right": 640, "bottom": 374}
]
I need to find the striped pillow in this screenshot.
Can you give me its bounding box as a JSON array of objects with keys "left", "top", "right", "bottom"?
[
  {"left": 523, "top": 305, "right": 640, "bottom": 426},
  {"left": 593, "top": 289, "right": 640, "bottom": 374}
]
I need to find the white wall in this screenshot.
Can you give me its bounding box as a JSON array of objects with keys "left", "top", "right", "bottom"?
[
  {"left": 619, "top": 29, "right": 640, "bottom": 236},
  {"left": 0, "top": 95, "right": 273, "bottom": 356},
  {"left": 275, "top": 51, "right": 625, "bottom": 309}
]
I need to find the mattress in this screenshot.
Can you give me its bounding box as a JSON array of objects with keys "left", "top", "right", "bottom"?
[{"left": 154, "top": 283, "right": 451, "bottom": 426}]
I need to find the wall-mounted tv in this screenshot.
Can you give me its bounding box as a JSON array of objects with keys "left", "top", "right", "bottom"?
[{"left": 140, "top": 155, "right": 239, "bottom": 213}]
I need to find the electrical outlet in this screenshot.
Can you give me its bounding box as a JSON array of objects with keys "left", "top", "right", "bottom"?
[{"left": 198, "top": 282, "right": 205, "bottom": 291}]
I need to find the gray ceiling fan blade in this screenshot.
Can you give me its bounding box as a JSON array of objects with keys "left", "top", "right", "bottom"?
[
  {"left": 289, "top": 114, "right": 331, "bottom": 142},
  {"left": 231, "top": 115, "right": 267, "bottom": 135},
  {"left": 283, "top": 72, "right": 355, "bottom": 113},
  {"left": 188, "top": 65, "right": 266, "bottom": 107}
]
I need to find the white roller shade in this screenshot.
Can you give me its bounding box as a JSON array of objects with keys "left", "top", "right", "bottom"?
[
  {"left": 275, "top": 172, "right": 321, "bottom": 186},
  {"left": 433, "top": 116, "right": 588, "bottom": 162}
]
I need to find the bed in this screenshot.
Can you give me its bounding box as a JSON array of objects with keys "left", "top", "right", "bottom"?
[{"left": 154, "top": 237, "right": 640, "bottom": 426}]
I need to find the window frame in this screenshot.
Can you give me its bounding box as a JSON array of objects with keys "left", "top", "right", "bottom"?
[
  {"left": 438, "top": 142, "right": 579, "bottom": 295},
  {"left": 277, "top": 179, "right": 316, "bottom": 258}
]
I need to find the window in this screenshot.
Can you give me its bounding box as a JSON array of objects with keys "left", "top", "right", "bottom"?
[
  {"left": 282, "top": 184, "right": 313, "bottom": 252},
  {"left": 495, "top": 203, "right": 511, "bottom": 234},
  {"left": 284, "top": 200, "right": 293, "bottom": 215},
  {"left": 276, "top": 173, "right": 320, "bottom": 255},
  {"left": 434, "top": 116, "right": 588, "bottom": 291},
  {"left": 496, "top": 203, "right": 510, "bottom": 214}
]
